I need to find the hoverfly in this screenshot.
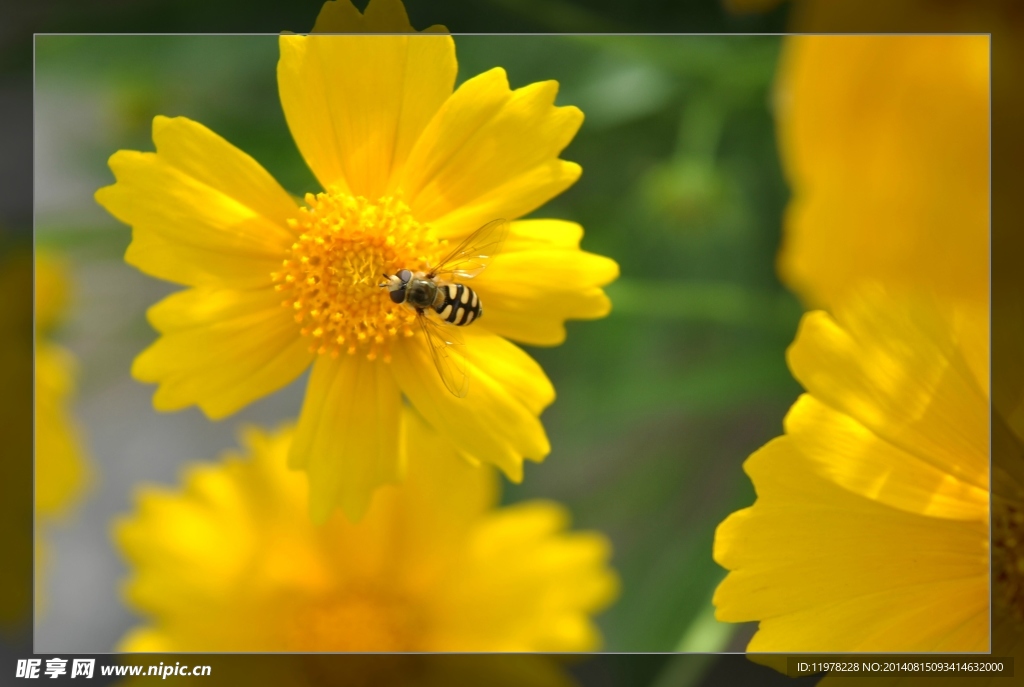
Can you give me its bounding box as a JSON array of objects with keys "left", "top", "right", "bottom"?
[{"left": 380, "top": 218, "right": 509, "bottom": 398}]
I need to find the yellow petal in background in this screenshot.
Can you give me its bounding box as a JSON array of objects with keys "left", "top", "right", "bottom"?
[
  {"left": 401, "top": 68, "right": 584, "bottom": 238},
  {"left": 429, "top": 501, "right": 618, "bottom": 651},
  {"left": 784, "top": 395, "right": 988, "bottom": 521},
  {"left": 31, "top": 253, "right": 92, "bottom": 622},
  {"left": 34, "top": 252, "right": 69, "bottom": 335},
  {"left": 473, "top": 220, "right": 619, "bottom": 346},
  {"left": 748, "top": 577, "right": 988, "bottom": 654},
  {"left": 277, "top": 33, "right": 456, "bottom": 198},
  {"left": 35, "top": 343, "right": 91, "bottom": 517},
  {"left": 95, "top": 116, "right": 299, "bottom": 289},
  {"left": 132, "top": 287, "right": 314, "bottom": 420},
  {"left": 714, "top": 288, "right": 989, "bottom": 653},
  {"left": 363, "top": 409, "right": 498, "bottom": 564},
  {"left": 116, "top": 429, "right": 306, "bottom": 651},
  {"left": 34, "top": 252, "right": 90, "bottom": 519},
  {"left": 289, "top": 354, "right": 404, "bottom": 523},
  {"left": 714, "top": 438, "right": 988, "bottom": 652},
  {"left": 775, "top": 35, "right": 989, "bottom": 309},
  {"left": 114, "top": 420, "right": 617, "bottom": 652},
  {"left": 391, "top": 329, "right": 554, "bottom": 482},
  {"left": 787, "top": 288, "right": 988, "bottom": 494}
]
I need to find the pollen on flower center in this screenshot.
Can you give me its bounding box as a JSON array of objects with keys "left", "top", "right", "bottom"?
[
  {"left": 994, "top": 495, "right": 1024, "bottom": 624},
  {"left": 273, "top": 191, "right": 440, "bottom": 362}
]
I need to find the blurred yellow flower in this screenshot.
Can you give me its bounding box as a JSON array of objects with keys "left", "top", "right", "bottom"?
[
  {"left": 774, "top": 35, "right": 989, "bottom": 310},
  {"left": 33, "top": 252, "right": 92, "bottom": 615},
  {"left": 0, "top": 251, "right": 84, "bottom": 625},
  {"left": 114, "top": 414, "right": 618, "bottom": 652},
  {"left": 718, "top": 3, "right": 1009, "bottom": 668},
  {"left": 36, "top": 278, "right": 90, "bottom": 522},
  {"left": 95, "top": 5, "right": 618, "bottom": 523},
  {"left": 714, "top": 287, "right": 989, "bottom": 651},
  {"left": 36, "top": 253, "right": 91, "bottom": 518}
]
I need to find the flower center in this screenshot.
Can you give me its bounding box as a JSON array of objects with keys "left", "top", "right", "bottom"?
[
  {"left": 994, "top": 494, "right": 1024, "bottom": 623},
  {"left": 273, "top": 192, "right": 441, "bottom": 363},
  {"left": 285, "top": 588, "right": 426, "bottom": 652}
]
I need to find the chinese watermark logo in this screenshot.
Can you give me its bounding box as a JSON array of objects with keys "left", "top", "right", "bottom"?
[
  {"left": 44, "top": 658, "right": 66, "bottom": 679},
  {"left": 15, "top": 659, "right": 40, "bottom": 679},
  {"left": 16, "top": 658, "right": 95, "bottom": 679},
  {"left": 71, "top": 660, "right": 95, "bottom": 679}
]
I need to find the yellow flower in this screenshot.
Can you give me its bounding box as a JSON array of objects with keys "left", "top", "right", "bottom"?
[
  {"left": 35, "top": 253, "right": 92, "bottom": 518},
  {"left": 37, "top": 366, "right": 88, "bottom": 521},
  {"left": 30, "top": 252, "right": 92, "bottom": 619},
  {"left": 36, "top": 255, "right": 92, "bottom": 505},
  {"left": 713, "top": 286, "right": 989, "bottom": 652},
  {"left": 113, "top": 413, "right": 618, "bottom": 652},
  {"left": 36, "top": 345, "right": 91, "bottom": 517},
  {"left": 774, "top": 35, "right": 989, "bottom": 310},
  {"left": 95, "top": 7, "right": 618, "bottom": 523},
  {"left": 717, "top": 8, "right": 1009, "bottom": 669}
]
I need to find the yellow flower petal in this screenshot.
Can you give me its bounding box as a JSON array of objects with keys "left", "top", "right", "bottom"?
[
  {"left": 312, "top": 0, "right": 446, "bottom": 33},
  {"left": 776, "top": 36, "right": 989, "bottom": 308},
  {"left": 116, "top": 438, "right": 303, "bottom": 651},
  {"left": 400, "top": 68, "right": 583, "bottom": 237},
  {"left": 313, "top": 410, "right": 499, "bottom": 591},
  {"left": 35, "top": 342, "right": 91, "bottom": 518},
  {"left": 747, "top": 577, "right": 988, "bottom": 653},
  {"left": 373, "top": 408, "right": 498, "bottom": 548},
  {"left": 473, "top": 220, "right": 619, "bottom": 346},
  {"left": 27, "top": 253, "right": 93, "bottom": 620},
  {"left": 277, "top": 33, "right": 456, "bottom": 197},
  {"left": 133, "top": 287, "right": 314, "bottom": 419},
  {"left": 96, "top": 116, "right": 298, "bottom": 289},
  {"left": 715, "top": 288, "right": 990, "bottom": 653},
  {"left": 114, "top": 421, "right": 617, "bottom": 652},
  {"left": 34, "top": 252, "right": 70, "bottom": 335},
  {"left": 785, "top": 394, "right": 988, "bottom": 521},
  {"left": 787, "top": 287, "right": 988, "bottom": 493},
  {"left": 118, "top": 627, "right": 173, "bottom": 653},
  {"left": 430, "top": 501, "right": 618, "bottom": 652},
  {"left": 101, "top": 30, "right": 618, "bottom": 521},
  {"left": 714, "top": 438, "right": 988, "bottom": 652},
  {"left": 289, "top": 354, "right": 404, "bottom": 523},
  {"left": 391, "top": 328, "right": 553, "bottom": 482}
]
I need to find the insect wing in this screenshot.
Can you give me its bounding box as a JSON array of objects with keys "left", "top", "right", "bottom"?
[
  {"left": 430, "top": 218, "right": 509, "bottom": 280},
  {"left": 418, "top": 312, "right": 470, "bottom": 398}
]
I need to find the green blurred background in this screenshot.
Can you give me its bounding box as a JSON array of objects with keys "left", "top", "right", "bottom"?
[{"left": 33, "top": 32, "right": 801, "bottom": 658}]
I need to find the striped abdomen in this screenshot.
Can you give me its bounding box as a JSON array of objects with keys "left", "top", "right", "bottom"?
[{"left": 434, "top": 283, "right": 482, "bottom": 326}]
